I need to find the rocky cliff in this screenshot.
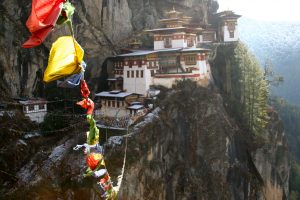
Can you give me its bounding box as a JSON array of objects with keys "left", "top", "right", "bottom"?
[
  {"left": 0, "top": 0, "right": 218, "bottom": 98},
  {"left": 1, "top": 81, "right": 289, "bottom": 200}
]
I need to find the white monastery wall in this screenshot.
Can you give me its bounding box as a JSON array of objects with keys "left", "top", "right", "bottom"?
[
  {"left": 154, "top": 41, "right": 164, "bottom": 50},
  {"left": 123, "top": 64, "right": 150, "bottom": 95},
  {"left": 223, "top": 26, "right": 239, "bottom": 42},
  {"left": 25, "top": 112, "right": 47, "bottom": 123},
  {"left": 172, "top": 39, "right": 186, "bottom": 48}
]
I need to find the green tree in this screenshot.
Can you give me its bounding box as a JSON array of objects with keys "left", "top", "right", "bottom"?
[{"left": 232, "top": 43, "right": 269, "bottom": 136}]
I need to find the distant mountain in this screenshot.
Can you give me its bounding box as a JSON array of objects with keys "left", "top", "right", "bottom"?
[{"left": 239, "top": 18, "right": 300, "bottom": 105}]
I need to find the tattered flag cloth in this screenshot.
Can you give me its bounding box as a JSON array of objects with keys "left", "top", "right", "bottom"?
[
  {"left": 22, "top": 0, "right": 65, "bottom": 48},
  {"left": 86, "top": 153, "right": 104, "bottom": 171},
  {"left": 56, "top": 2, "right": 75, "bottom": 25},
  {"left": 43, "top": 36, "right": 84, "bottom": 83},
  {"left": 21, "top": 1, "right": 119, "bottom": 198},
  {"left": 86, "top": 114, "right": 100, "bottom": 145},
  {"left": 77, "top": 98, "right": 95, "bottom": 115},
  {"left": 80, "top": 80, "right": 91, "bottom": 98},
  {"left": 57, "top": 61, "right": 86, "bottom": 88}
]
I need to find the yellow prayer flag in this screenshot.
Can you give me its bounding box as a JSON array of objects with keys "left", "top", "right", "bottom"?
[{"left": 43, "top": 36, "right": 84, "bottom": 83}]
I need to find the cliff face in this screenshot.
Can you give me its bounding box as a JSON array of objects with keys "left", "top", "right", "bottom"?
[
  {"left": 116, "top": 82, "right": 289, "bottom": 200},
  {"left": 0, "top": 0, "right": 218, "bottom": 98},
  {"left": 2, "top": 81, "right": 289, "bottom": 200},
  {"left": 211, "top": 43, "right": 290, "bottom": 200}
]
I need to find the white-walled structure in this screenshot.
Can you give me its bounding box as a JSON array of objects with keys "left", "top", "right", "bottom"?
[
  {"left": 217, "top": 11, "right": 241, "bottom": 42},
  {"left": 19, "top": 100, "right": 47, "bottom": 123},
  {"left": 107, "top": 8, "right": 240, "bottom": 96},
  {"left": 112, "top": 47, "right": 210, "bottom": 95},
  {"left": 95, "top": 91, "right": 134, "bottom": 118}
]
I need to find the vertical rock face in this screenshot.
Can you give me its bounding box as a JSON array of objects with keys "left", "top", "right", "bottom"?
[
  {"left": 211, "top": 43, "right": 290, "bottom": 200},
  {"left": 117, "top": 87, "right": 236, "bottom": 199},
  {"left": 115, "top": 83, "right": 289, "bottom": 200},
  {"left": 0, "top": 0, "right": 217, "bottom": 98},
  {"left": 252, "top": 111, "right": 290, "bottom": 200},
  {"left": 0, "top": 0, "right": 48, "bottom": 98}
]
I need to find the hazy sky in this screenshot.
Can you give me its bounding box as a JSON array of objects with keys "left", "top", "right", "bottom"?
[{"left": 218, "top": 0, "right": 300, "bottom": 21}]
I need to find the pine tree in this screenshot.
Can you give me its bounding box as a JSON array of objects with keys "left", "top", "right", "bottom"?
[{"left": 232, "top": 43, "right": 269, "bottom": 136}]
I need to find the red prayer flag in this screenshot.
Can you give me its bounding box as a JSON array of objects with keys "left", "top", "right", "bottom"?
[
  {"left": 80, "top": 80, "right": 91, "bottom": 98},
  {"left": 77, "top": 98, "right": 95, "bottom": 115},
  {"left": 86, "top": 153, "right": 102, "bottom": 170},
  {"left": 22, "top": 0, "right": 65, "bottom": 48}
]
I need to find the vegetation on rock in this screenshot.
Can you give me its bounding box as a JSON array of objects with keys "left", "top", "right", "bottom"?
[{"left": 213, "top": 42, "right": 269, "bottom": 137}]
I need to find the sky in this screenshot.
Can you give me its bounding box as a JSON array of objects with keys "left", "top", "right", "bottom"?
[{"left": 217, "top": 0, "right": 300, "bottom": 22}]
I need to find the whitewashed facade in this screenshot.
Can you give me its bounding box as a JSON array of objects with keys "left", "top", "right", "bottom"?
[
  {"left": 217, "top": 11, "right": 241, "bottom": 42},
  {"left": 95, "top": 91, "right": 145, "bottom": 119},
  {"left": 20, "top": 100, "right": 47, "bottom": 123},
  {"left": 108, "top": 8, "right": 240, "bottom": 96},
  {"left": 222, "top": 22, "right": 239, "bottom": 42}
]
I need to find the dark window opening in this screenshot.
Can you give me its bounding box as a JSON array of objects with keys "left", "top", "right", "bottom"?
[{"left": 151, "top": 70, "right": 155, "bottom": 77}]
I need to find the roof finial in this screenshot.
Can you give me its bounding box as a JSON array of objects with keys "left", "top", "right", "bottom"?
[{"left": 173, "top": 0, "right": 175, "bottom": 11}]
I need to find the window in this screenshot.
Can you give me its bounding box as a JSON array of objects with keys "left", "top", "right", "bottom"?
[
  {"left": 108, "top": 101, "right": 111, "bottom": 107},
  {"left": 229, "top": 31, "right": 234, "bottom": 38},
  {"left": 127, "top": 71, "right": 130, "bottom": 78},
  {"left": 187, "top": 38, "right": 194, "bottom": 47},
  {"left": 149, "top": 61, "right": 152, "bottom": 68},
  {"left": 164, "top": 37, "right": 172, "bottom": 48},
  {"left": 151, "top": 70, "right": 155, "bottom": 77},
  {"left": 129, "top": 61, "right": 132, "bottom": 68},
  {"left": 136, "top": 70, "right": 139, "bottom": 78},
  {"left": 141, "top": 70, "right": 144, "bottom": 78},
  {"left": 112, "top": 101, "right": 115, "bottom": 107},
  {"left": 131, "top": 71, "right": 134, "bottom": 78},
  {"left": 117, "top": 101, "right": 120, "bottom": 108},
  {"left": 28, "top": 105, "right": 34, "bottom": 111},
  {"left": 185, "top": 55, "right": 197, "bottom": 65},
  {"left": 39, "top": 104, "right": 45, "bottom": 110}
]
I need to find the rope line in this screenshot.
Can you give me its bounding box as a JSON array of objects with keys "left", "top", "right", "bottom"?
[
  {"left": 67, "top": 20, "right": 79, "bottom": 62},
  {"left": 7, "top": 121, "right": 84, "bottom": 134},
  {"left": 113, "top": 130, "right": 129, "bottom": 195}
]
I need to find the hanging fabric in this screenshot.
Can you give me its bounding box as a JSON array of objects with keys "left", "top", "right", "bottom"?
[
  {"left": 86, "top": 114, "right": 100, "bottom": 145},
  {"left": 84, "top": 151, "right": 115, "bottom": 199},
  {"left": 57, "top": 61, "right": 86, "bottom": 88},
  {"left": 43, "top": 36, "right": 84, "bottom": 83},
  {"left": 56, "top": 1, "right": 75, "bottom": 25},
  {"left": 22, "top": 1, "right": 122, "bottom": 199},
  {"left": 22, "top": 0, "right": 65, "bottom": 48},
  {"left": 77, "top": 98, "right": 94, "bottom": 115},
  {"left": 80, "top": 80, "right": 91, "bottom": 98}
]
